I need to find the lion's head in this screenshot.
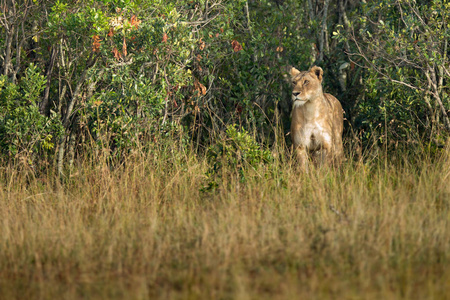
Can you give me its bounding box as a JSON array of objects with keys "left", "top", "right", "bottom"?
[{"left": 290, "top": 66, "right": 324, "bottom": 108}]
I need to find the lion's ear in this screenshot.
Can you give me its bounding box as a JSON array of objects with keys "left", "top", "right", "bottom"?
[
  {"left": 289, "top": 67, "right": 301, "bottom": 78},
  {"left": 310, "top": 66, "right": 323, "bottom": 82}
]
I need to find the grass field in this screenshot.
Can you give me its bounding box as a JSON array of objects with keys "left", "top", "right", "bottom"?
[{"left": 0, "top": 144, "right": 449, "bottom": 299}]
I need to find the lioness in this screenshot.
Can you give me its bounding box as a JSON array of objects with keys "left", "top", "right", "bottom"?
[{"left": 289, "top": 65, "right": 343, "bottom": 169}]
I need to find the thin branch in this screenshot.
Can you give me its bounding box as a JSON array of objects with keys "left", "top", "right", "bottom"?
[
  {"left": 245, "top": 0, "right": 252, "bottom": 36},
  {"left": 63, "top": 53, "right": 97, "bottom": 128},
  {"left": 162, "top": 67, "right": 170, "bottom": 125},
  {"left": 40, "top": 46, "right": 58, "bottom": 115},
  {"left": 319, "top": 0, "right": 330, "bottom": 61},
  {"left": 181, "top": 12, "right": 221, "bottom": 27},
  {"left": 426, "top": 66, "right": 450, "bottom": 132}
]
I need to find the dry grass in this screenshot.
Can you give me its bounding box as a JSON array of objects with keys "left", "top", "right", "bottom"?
[{"left": 0, "top": 145, "right": 449, "bottom": 300}]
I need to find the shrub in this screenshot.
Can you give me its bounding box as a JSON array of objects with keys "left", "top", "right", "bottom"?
[
  {"left": 0, "top": 65, "right": 63, "bottom": 165},
  {"left": 203, "top": 124, "right": 273, "bottom": 190}
]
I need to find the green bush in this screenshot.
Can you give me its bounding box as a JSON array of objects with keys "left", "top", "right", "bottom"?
[
  {"left": 335, "top": 0, "right": 450, "bottom": 149},
  {"left": 203, "top": 124, "right": 273, "bottom": 190},
  {"left": 0, "top": 65, "right": 63, "bottom": 164},
  {"left": 1, "top": 0, "right": 449, "bottom": 170}
]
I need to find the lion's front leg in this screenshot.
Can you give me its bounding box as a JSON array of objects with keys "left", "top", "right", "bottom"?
[
  {"left": 314, "top": 133, "right": 335, "bottom": 166},
  {"left": 315, "top": 143, "right": 340, "bottom": 166},
  {"left": 294, "top": 146, "right": 309, "bottom": 172}
]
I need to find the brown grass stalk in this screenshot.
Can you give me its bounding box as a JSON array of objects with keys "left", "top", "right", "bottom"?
[{"left": 0, "top": 145, "right": 449, "bottom": 299}]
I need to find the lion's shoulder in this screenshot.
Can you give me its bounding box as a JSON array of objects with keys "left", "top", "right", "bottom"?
[{"left": 324, "top": 93, "right": 343, "bottom": 111}]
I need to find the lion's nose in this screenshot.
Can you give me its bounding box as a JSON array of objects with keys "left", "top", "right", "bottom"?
[{"left": 293, "top": 92, "right": 300, "bottom": 97}]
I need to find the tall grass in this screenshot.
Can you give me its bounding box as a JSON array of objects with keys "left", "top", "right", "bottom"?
[{"left": 0, "top": 142, "right": 449, "bottom": 299}]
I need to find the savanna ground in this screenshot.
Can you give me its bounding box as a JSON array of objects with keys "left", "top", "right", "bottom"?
[{"left": 1, "top": 140, "right": 449, "bottom": 300}]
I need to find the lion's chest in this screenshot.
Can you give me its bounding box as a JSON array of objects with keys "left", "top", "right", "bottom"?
[{"left": 292, "top": 122, "right": 331, "bottom": 151}]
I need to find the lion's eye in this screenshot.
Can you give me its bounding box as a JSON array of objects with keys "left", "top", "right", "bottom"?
[
  {"left": 292, "top": 81, "right": 297, "bottom": 85},
  {"left": 303, "top": 80, "right": 309, "bottom": 86}
]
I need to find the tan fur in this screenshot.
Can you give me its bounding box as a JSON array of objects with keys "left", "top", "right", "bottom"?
[{"left": 289, "top": 66, "right": 344, "bottom": 169}]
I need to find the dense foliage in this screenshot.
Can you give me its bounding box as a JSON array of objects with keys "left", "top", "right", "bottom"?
[{"left": 1, "top": 0, "right": 449, "bottom": 174}]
